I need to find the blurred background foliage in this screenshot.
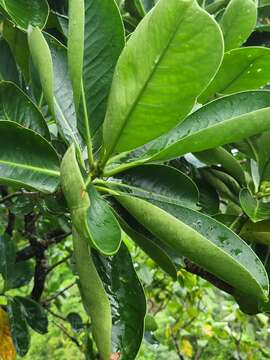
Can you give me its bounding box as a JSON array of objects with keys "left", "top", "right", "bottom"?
[{"left": 14, "top": 244, "right": 270, "bottom": 360}]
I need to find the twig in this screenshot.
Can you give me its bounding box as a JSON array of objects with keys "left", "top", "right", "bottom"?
[
  {"left": 46, "top": 307, "right": 67, "bottom": 322},
  {"left": 52, "top": 320, "right": 81, "bottom": 349},
  {"left": 42, "top": 282, "right": 76, "bottom": 305},
  {"left": 0, "top": 190, "right": 38, "bottom": 204},
  {"left": 46, "top": 255, "right": 72, "bottom": 275}
]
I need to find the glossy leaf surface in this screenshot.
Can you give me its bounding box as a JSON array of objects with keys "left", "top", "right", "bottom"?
[
  {"left": 0, "top": 81, "right": 49, "bottom": 138},
  {"left": 240, "top": 188, "right": 270, "bottom": 223},
  {"left": 200, "top": 47, "right": 270, "bottom": 103},
  {"left": 220, "top": 0, "right": 257, "bottom": 51},
  {"left": 0, "top": 121, "right": 60, "bottom": 193},
  {"left": 102, "top": 0, "right": 223, "bottom": 159},
  {"left": 117, "top": 195, "right": 269, "bottom": 304},
  {"left": 86, "top": 186, "right": 122, "bottom": 255},
  {"left": 7, "top": 298, "right": 30, "bottom": 357},
  {"left": 93, "top": 243, "right": 146, "bottom": 360},
  {"left": 0, "top": 0, "right": 49, "bottom": 30},
  {"left": 0, "top": 38, "right": 19, "bottom": 84},
  {"left": 15, "top": 297, "right": 48, "bottom": 335},
  {"left": 82, "top": 0, "right": 125, "bottom": 136}
]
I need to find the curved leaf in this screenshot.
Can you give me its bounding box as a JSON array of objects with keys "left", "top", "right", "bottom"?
[
  {"left": 7, "top": 298, "right": 30, "bottom": 357},
  {"left": 220, "top": 0, "right": 257, "bottom": 51},
  {"left": 105, "top": 91, "right": 270, "bottom": 171},
  {"left": 0, "top": 0, "right": 49, "bottom": 30},
  {"left": 86, "top": 185, "right": 122, "bottom": 255},
  {"left": 0, "top": 121, "right": 60, "bottom": 193},
  {"left": 15, "top": 297, "right": 48, "bottom": 335},
  {"left": 68, "top": 0, "right": 84, "bottom": 111},
  {"left": 0, "top": 81, "right": 49, "bottom": 138},
  {"left": 116, "top": 195, "right": 269, "bottom": 305},
  {"left": 93, "top": 243, "right": 147, "bottom": 360},
  {"left": 240, "top": 188, "right": 270, "bottom": 223},
  {"left": 199, "top": 47, "right": 270, "bottom": 103},
  {"left": 81, "top": 0, "right": 125, "bottom": 136},
  {"left": 0, "top": 38, "right": 19, "bottom": 84},
  {"left": 28, "top": 28, "right": 82, "bottom": 148},
  {"left": 102, "top": 0, "right": 223, "bottom": 160},
  {"left": 195, "top": 147, "right": 245, "bottom": 185},
  {"left": 108, "top": 164, "right": 199, "bottom": 210}
]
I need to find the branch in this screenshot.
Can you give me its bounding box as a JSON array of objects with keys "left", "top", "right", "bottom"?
[
  {"left": 184, "top": 259, "right": 234, "bottom": 296},
  {"left": 42, "top": 282, "right": 76, "bottom": 306},
  {"left": 52, "top": 320, "right": 81, "bottom": 349},
  {"left": 46, "top": 254, "right": 72, "bottom": 275}
]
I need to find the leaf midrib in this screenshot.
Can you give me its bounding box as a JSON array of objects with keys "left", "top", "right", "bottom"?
[
  {"left": 0, "top": 159, "right": 60, "bottom": 177},
  {"left": 107, "top": 0, "right": 193, "bottom": 156}
]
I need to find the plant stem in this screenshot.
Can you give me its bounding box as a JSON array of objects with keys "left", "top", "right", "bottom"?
[{"left": 81, "top": 82, "right": 95, "bottom": 167}]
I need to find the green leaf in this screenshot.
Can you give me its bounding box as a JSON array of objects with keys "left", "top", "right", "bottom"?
[
  {"left": 0, "top": 0, "right": 49, "bottom": 30},
  {"left": 199, "top": 47, "right": 270, "bottom": 103},
  {"left": 220, "top": 0, "right": 257, "bottom": 51},
  {"left": 86, "top": 185, "right": 122, "bottom": 255},
  {"left": 240, "top": 188, "right": 270, "bottom": 223},
  {"left": 73, "top": 228, "right": 112, "bottom": 360},
  {"left": 7, "top": 297, "right": 30, "bottom": 357},
  {"left": 3, "top": 20, "right": 30, "bottom": 81},
  {"left": 28, "top": 26, "right": 54, "bottom": 116},
  {"left": 118, "top": 212, "right": 178, "bottom": 279},
  {"left": 28, "top": 28, "right": 82, "bottom": 147},
  {"left": 81, "top": 0, "right": 125, "bottom": 136},
  {"left": 0, "top": 81, "right": 49, "bottom": 138},
  {"left": 105, "top": 91, "right": 270, "bottom": 172},
  {"left": 240, "top": 219, "right": 270, "bottom": 246},
  {"left": 108, "top": 164, "right": 199, "bottom": 210},
  {"left": 66, "top": 312, "right": 84, "bottom": 332},
  {"left": 0, "top": 38, "right": 19, "bottom": 84},
  {"left": 68, "top": 0, "right": 84, "bottom": 111},
  {"left": 102, "top": 0, "right": 223, "bottom": 160},
  {"left": 194, "top": 147, "right": 245, "bottom": 185},
  {"left": 116, "top": 195, "right": 269, "bottom": 305},
  {"left": 15, "top": 296, "right": 48, "bottom": 334},
  {"left": 0, "top": 121, "right": 60, "bottom": 193},
  {"left": 93, "top": 243, "right": 147, "bottom": 360},
  {"left": 0, "top": 234, "right": 33, "bottom": 290}
]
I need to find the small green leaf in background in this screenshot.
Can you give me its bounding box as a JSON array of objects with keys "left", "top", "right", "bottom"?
[
  {"left": 15, "top": 296, "right": 48, "bottom": 335},
  {"left": 0, "top": 234, "right": 33, "bottom": 290},
  {"left": 199, "top": 47, "right": 270, "bottom": 103},
  {"left": 0, "top": 0, "right": 49, "bottom": 30},
  {"left": 93, "top": 243, "right": 147, "bottom": 360},
  {"left": 66, "top": 312, "right": 84, "bottom": 333},
  {"left": 7, "top": 297, "right": 30, "bottom": 357},
  {"left": 102, "top": 0, "right": 223, "bottom": 159},
  {"left": 0, "top": 38, "right": 19, "bottom": 84},
  {"left": 240, "top": 188, "right": 270, "bottom": 223},
  {"left": 220, "top": 0, "right": 257, "bottom": 51}
]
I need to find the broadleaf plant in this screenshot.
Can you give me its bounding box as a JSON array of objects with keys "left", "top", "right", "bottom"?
[{"left": 1, "top": 0, "right": 270, "bottom": 359}]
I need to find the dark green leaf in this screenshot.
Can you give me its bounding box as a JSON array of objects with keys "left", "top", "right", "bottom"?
[
  {"left": 93, "top": 243, "right": 147, "bottom": 360},
  {"left": 7, "top": 298, "right": 30, "bottom": 357},
  {"left": 109, "top": 164, "right": 199, "bottom": 210},
  {"left": 87, "top": 186, "right": 122, "bottom": 255},
  {"left": 0, "top": 0, "right": 49, "bottom": 30},
  {"left": 15, "top": 296, "right": 48, "bottom": 334},
  {"left": 0, "top": 81, "right": 49, "bottom": 138},
  {"left": 67, "top": 312, "right": 84, "bottom": 332},
  {"left": 0, "top": 121, "right": 60, "bottom": 193},
  {"left": 0, "top": 38, "right": 19, "bottom": 84}
]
